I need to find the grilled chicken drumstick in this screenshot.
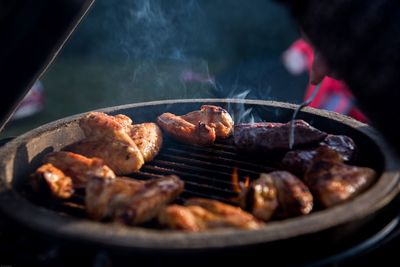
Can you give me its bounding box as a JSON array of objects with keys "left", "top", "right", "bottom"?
[
  {"left": 159, "top": 198, "right": 263, "bottom": 231},
  {"left": 157, "top": 105, "right": 234, "bottom": 146}
]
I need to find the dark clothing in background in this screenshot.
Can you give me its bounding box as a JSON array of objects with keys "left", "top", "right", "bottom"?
[{"left": 280, "top": 0, "right": 400, "bottom": 154}]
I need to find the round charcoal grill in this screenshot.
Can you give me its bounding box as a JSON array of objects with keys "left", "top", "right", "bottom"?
[{"left": 0, "top": 99, "right": 399, "bottom": 265}]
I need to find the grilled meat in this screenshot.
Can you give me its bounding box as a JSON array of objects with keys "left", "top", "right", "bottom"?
[
  {"left": 304, "top": 149, "right": 376, "bottom": 207},
  {"left": 157, "top": 113, "right": 216, "bottom": 145},
  {"left": 73, "top": 112, "right": 144, "bottom": 174},
  {"left": 113, "top": 175, "right": 184, "bottom": 225},
  {"left": 129, "top": 123, "right": 163, "bottom": 162},
  {"left": 282, "top": 135, "right": 356, "bottom": 175},
  {"left": 181, "top": 105, "right": 234, "bottom": 139},
  {"left": 240, "top": 171, "right": 313, "bottom": 221},
  {"left": 239, "top": 173, "right": 278, "bottom": 221},
  {"left": 159, "top": 198, "right": 263, "bottom": 231},
  {"left": 234, "top": 120, "right": 327, "bottom": 151},
  {"left": 281, "top": 149, "right": 318, "bottom": 176},
  {"left": 30, "top": 163, "right": 74, "bottom": 199},
  {"left": 64, "top": 139, "right": 144, "bottom": 175},
  {"left": 272, "top": 171, "right": 313, "bottom": 218},
  {"left": 157, "top": 105, "right": 234, "bottom": 146},
  {"left": 158, "top": 205, "right": 218, "bottom": 231},
  {"left": 43, "top": 151, "right": 115, "bottom": 188},
  {"left": 320, "top": 135, "right": 356, "bottom": 161},
  {"left": 85, "top": 176, "right": 145, "bottom": 220}
]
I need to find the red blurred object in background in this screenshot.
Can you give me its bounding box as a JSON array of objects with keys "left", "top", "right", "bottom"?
[
  {"left": 12, "top": 80, "right": 45, "bottom": 120},
  {"left": 282, "top": 38, "right": 368, "bottom": 123}
]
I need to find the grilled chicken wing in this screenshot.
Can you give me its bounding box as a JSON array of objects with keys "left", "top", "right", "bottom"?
[
  {"left": 240, "top": 171, "right": 313, "bottom": 221},
  {"left": 157, "top": 112, "right": 216, "bottom": 145},
  {"left": 85, "top": 176, "right": 145, "bottom": 220},
  {"left": 129, "top": 123, "right": 163, "bottom": 162},
  {"left": 234, "top": 120, "right": 327, "bottom": 151},
  {"left": 111, "top": 175, "right": 184, "bottom": 225},
  {"left": 74, "top": 112, "right": 144, "bottom": 174},
  {"left": 304, "top": 148, "right": 376, "bottom": 207},
  {"left": 159, "top": 199, "right": 263, "bottom": 231},
  {"left": 157, "top": 105, "right": 234, "bottom": 146},
  {"left": 158, "top": 205, "right": 217, "bottom": 231},
  {"left": 64, "top": 140, "right": 144, "bottom": 175},
  {"left": 43, "top": 151, "right": 115, "bottom": 188},
  {"left": 30, "top": 163, "right": 74, "bottom": 199},
  {"left": 180, "top": 105, "right": 234, "bottom": 139}
]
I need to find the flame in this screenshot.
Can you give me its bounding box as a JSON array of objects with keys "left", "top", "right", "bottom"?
[
  {"left": 231, "top": 167, "right": 241, "bottom": 193},
  {"left": 243, "top": 176, "right": 250, "bottom": 189}
]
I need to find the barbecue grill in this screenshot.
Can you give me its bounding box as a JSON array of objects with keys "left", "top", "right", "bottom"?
[
  {"left": 1, "top": 99, "right": 400, "bottom": 266},
  {"left": 2, "top": 1, "right": 400, "bottom": 266}
]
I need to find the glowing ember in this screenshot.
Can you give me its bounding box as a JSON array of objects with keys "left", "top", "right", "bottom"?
[
  {"left": 243, "top": 176, "right": 250, "bottom": 189},
  {"left": 231, "top": 167, "right": 241, "bottom": 193}
]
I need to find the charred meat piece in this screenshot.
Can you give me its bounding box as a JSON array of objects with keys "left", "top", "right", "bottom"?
[
  {"left": 157, "top": 105, "right": 234, "bottom": 146},
  {"left": 320, "top": 135, "right": 356, "bottom": 161},
  {"left": 304, "top": 151, "right": 376, "bottom": 208},
  {"left": 159, "top": 198, "right": 263, "bottom": 231},
  {"left": 114, "top": 175, "right": 184, "bottom": 225},
  {"left": 128, "top": 122, "right": 163, "bottom": 162},
  {"left": 85, "top": 176, "right": 145, "bottom": 220},
  {"left": 43, "top": 151, "right": 115, "bottom": 188},
  {"left": 281, "top": 135, "right": 356, "bottom": 175},
  {"left": 30, "top": 163, "right": 74, "bottom": 199},
  {"left": 281, "top": 149, "right": 318, "bottom": 176},
  {"left": 234, "top": 120, "right": 327, "bottom": 151},
  {"left": 272, "top": 171, "right": 313, "bottom": 218},
  {"left": 240, "top": 171, "right": 313, "bottom": 221}
]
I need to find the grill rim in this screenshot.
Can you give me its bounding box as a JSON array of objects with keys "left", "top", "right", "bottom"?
[{"left": 0, "top": 98, "right": 399, "bottom": 250}]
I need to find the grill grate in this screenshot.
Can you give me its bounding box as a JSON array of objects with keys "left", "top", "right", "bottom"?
[{"left": 22, "top": 137, "right": 282, "bottom": 220}]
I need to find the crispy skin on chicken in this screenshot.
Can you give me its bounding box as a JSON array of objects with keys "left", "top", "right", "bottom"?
[
  {"left": 234, "top": 120, "right": 327, "bottom": 151},
  {"left": 129, "top": 123, "right": 163, "bottom": 162},
  {"left": 43, "top": 151, "right": 115, "bottom": 188},
  {"left": 113, "top": 175, "right": 184, "bottom": 225},
  {"left": 159, "top": 199, "right": 264, "bottom": 232},
  {"left": 304, "top": 148, "right": 376, "bottom": 207},
  {"left": 272, "top": 171, "right": 313, "bottom": 219},
  {"left": 64, "top": 140, "right": 144, "bottom": 176},
  {"left": 157, "top": 105, "right": 234, "bottom": 146},
  {"left": 239, "top": 173, "right": 279, "bottom": 222},
  {"left": 74, "top": 112, "right": 144, "bottom": 174},
  {"left": 240, "top": 171, "right": 313, "bottom": 221},
  {"left": 174, "top": 198, "right": 264, "bottom": 230},
  {"left": 30, "top": 163, "right": 74, "bottom": 199},
  {"left": 158, "top": 205, "right": 217, "bottom": 231},
  {"left": 181, "top": 105, "right": 234, "bottom": 139},
  {"left": 85, "top": 176, "right": 145, "bottom": 220}
]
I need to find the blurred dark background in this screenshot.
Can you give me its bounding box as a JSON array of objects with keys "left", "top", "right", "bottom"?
[{"left": 0, "top": 0, "right": 307, "bottom": 138}]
